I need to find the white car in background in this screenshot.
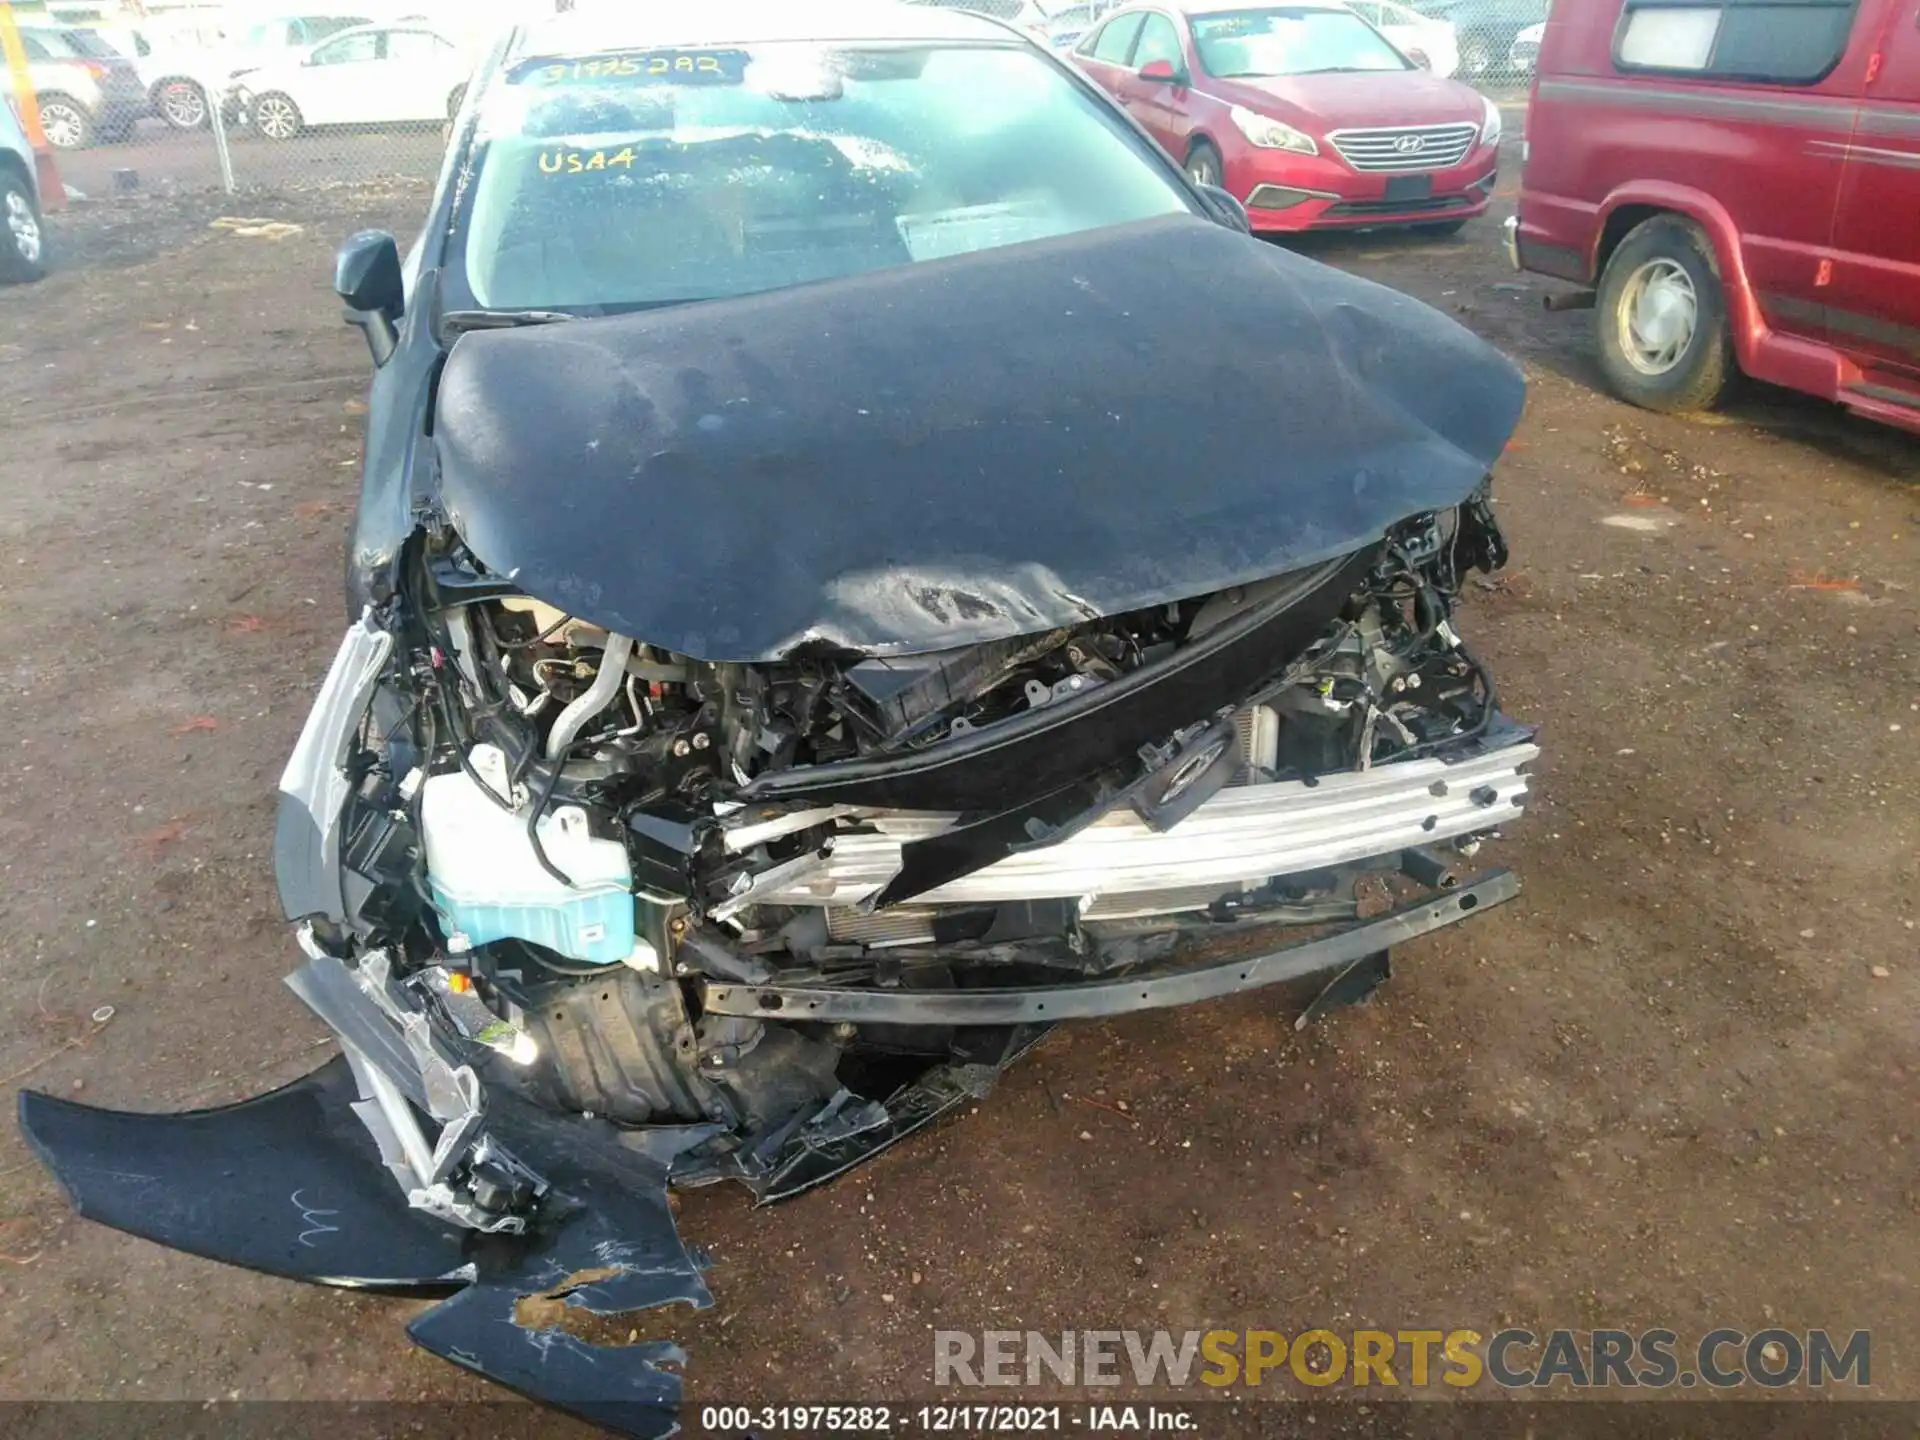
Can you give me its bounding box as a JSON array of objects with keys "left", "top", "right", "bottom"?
[
  {"left": 902, "top": 0, "right": 1056, "bottom": 37},
  {"left": 1508, "top": 19, "right": 1543, "bottom": 72},
  {"left": 1346, "top": 0, "right": 1461, "bottom": 76},
  {"left": 85, "top": 20, "right": 233, "bottom": 130},
  {"left": 1044, "top": 1, "right": 1112, "bottom": 47},
  {"left": 228, "top": 22, "right": 471, "bottom": 139},
  {"left": 151, "top": 11, "right": 382, "bottom": 129}
]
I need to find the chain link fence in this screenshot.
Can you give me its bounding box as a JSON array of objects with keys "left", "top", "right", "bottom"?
[
  {"left": 7, "top": 0, "right": 1534, "bottom": 213},
  {"left": 2, "top": 0, "right": 542, "bottom": 203}
]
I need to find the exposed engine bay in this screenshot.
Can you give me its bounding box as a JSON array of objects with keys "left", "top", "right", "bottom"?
[{"left": 268, "top": 485, "right": 1533, "bottom": 1223}]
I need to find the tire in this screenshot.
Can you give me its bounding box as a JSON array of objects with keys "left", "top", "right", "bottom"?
[
  {"left": 37, "top": 94, "right": 91, "bottom": 150},
  {"left": 1459, "top": 38, "right": 1493, "bottom": 76},
  {"left": 1595, "top": 214, "right": 1735, "bottom": 415},
  {"left": 1412, "top": 218, "right": 1468, "bottom": 238},
  {"left": 0, "top": 169, "right": 48, "bottom": 284},
  {"left": 1184, "top": 138, "right": 1223, "bottom": 191},
  {"left": 154, "top": 78, "right": 209, "bottom": 130},
  {"left": 252, "top": 91, "right": 303, "bottom": 141}
]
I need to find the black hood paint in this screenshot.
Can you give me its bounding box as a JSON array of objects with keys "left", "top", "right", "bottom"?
[{"left": 433, "top": 214, "right": 1524, "bottom": 662}]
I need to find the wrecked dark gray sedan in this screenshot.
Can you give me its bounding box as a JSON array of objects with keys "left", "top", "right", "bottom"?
[{"left": 19, "top": 2, "right": 1534, "bottom": 1433}]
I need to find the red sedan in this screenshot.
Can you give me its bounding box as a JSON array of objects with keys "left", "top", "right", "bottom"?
[{"left": 1069, "top": 1, "right": 1502, "bottom": 234}]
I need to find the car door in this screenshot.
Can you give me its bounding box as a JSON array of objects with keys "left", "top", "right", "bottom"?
[
  {"left": 1073, "top": 9, "right": 1148, "bottom": 99},
  {"left": 294, "top": 28, "right": 384, "bottom": 124},
  {"left": 1826, "top": 0, "right": 1920, "bottom": 378},
  {"left": 382, "top": 28, "right": 462, "bottom": 123},
  {"left": 1121, "top": 11, "right": 1192, "bottom": 152},
  {"left": 309, "top": 16, "right": 375, "bottom": 42},
  {"left": 1368, "top": 0, "right": 1424, "bottom": 60},
  {"left": 1351, "top": 1, "right": 1412, "bottom": 60}
]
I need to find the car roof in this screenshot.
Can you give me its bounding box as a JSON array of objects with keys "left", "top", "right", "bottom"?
[
  {"left": 307, "top": 21, "right": 449, "bottom": 42},
  {"left": 1177, "top": 0, "right": 1355, "bottom": 13},
  {"left": 509, "top": 0, "right": 1020, "bottom": 63}
]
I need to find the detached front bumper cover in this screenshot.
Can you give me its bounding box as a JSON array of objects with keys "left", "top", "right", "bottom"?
[{"left": 18, "top": 1057, "right": 714, "bottom": 1438}]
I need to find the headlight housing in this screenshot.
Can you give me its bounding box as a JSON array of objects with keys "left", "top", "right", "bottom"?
[
  {"left": 1480, "top": 95, "right": 1502, "bottom": 147},
  {"left": 1230, "top": 104, "right": 1318, "bottom": 156}
]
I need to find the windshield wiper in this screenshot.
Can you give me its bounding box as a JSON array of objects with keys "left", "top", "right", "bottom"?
[{"left": 439, "top": 308, "right": 576, "bottom": 335}]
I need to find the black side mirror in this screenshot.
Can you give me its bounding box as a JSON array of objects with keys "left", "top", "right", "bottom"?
[
  {"left": 335, "top": 229, "right": 403, "bottom": 364},
  {"left": 1196, "top": 183, "right": 1251, "bottom": 235}
]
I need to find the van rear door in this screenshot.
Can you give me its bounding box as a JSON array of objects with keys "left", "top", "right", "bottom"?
[{"left": 1825, "top": 0, "right": 1920, "bottom": 380}]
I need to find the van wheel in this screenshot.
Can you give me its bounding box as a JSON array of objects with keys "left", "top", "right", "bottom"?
[{"left": 1595, "top": 215, "right": 1734, "bottom": 415}]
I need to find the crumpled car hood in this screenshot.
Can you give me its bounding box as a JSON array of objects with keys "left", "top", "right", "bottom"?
[{"left": 433, "top": 213, "right": 1524, "bottom": 662}]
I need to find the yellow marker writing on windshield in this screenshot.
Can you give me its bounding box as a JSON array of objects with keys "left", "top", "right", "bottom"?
[
  {"left": 538, "top": 146, "right": 639, "bottom": 175},
  {"left": 535, "top": 53, "right": 725, "bottom": 84}
]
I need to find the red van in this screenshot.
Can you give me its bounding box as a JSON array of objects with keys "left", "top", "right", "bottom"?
[{"left": 1508, "top": 0, "right": 1920, "bottom": 434}]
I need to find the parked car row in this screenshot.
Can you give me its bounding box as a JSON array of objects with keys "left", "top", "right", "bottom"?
[
  {"left": 14, "top": 0, "right": 1920, "bottom": 447},
  {"left": 0, "top": 25, "right": 148, "bottom": 149},
  {"left": 1045, "top": 0, "right": 1466, "bottom": 73},
  {"left": 6, "top": 0, "right": 1518, "bottom": 153},
  {"left": 1408, "top": 0, "right": 1546, "bottom": 79},
  {"left": 0, "top": 11, "right": 466, "bottom": 148}
]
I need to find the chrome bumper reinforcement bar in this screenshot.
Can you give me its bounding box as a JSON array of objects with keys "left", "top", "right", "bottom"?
[{"left": 756, "top": 739, "right": 1537, "bottom": 909}]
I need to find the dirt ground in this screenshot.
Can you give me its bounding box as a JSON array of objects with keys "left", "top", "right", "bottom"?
[{"left": 0, "top": 158, "right": 1915, "bottom": 1430}]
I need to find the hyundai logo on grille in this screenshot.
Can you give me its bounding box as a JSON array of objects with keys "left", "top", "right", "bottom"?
[{"left": 1393, "top": 134, "right": 1426, "bottom": 154}]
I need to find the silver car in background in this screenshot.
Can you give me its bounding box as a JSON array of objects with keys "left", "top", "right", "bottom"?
[
  {"left": 3, "top": 26, "right": 147, "bottom": 148},
  {"left": 0, "top": 96, "right": 46, "bottom": 282}
]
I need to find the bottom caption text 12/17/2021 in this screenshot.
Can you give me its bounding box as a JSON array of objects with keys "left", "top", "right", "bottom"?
[{"left": 698, "top": 1405, "right": 1205, "bottom": 1435}]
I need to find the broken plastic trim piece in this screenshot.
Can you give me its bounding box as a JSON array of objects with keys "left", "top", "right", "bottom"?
[
  {"left": 405, "top": 1097, "right": 716, "bottom": 1439},
  {"left": 19, "top": 1057, "right": 715, "bottom": 1439},
  {"left": 701, "top": 868, "right": 1520, "bottom": 1024},
  {"left": 672, "top": 1023, "right": 1055, "bottom": 1203},
  {"left": 286, "top": 953, "right": 538, "bottom": 1233}
]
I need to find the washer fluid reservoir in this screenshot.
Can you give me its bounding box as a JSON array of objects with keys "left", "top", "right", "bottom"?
[{"left": 420, "top": 750, "right": 635, "bottom": 966}]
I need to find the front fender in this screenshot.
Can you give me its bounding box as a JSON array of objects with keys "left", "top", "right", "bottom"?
[{"left": 273, "top": 614, "right": 394, "bottom": 927}]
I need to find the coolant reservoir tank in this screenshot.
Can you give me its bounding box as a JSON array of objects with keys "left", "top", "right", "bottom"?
[{"left": 420, "top": 755, "right": 636, "bottom": 966}]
